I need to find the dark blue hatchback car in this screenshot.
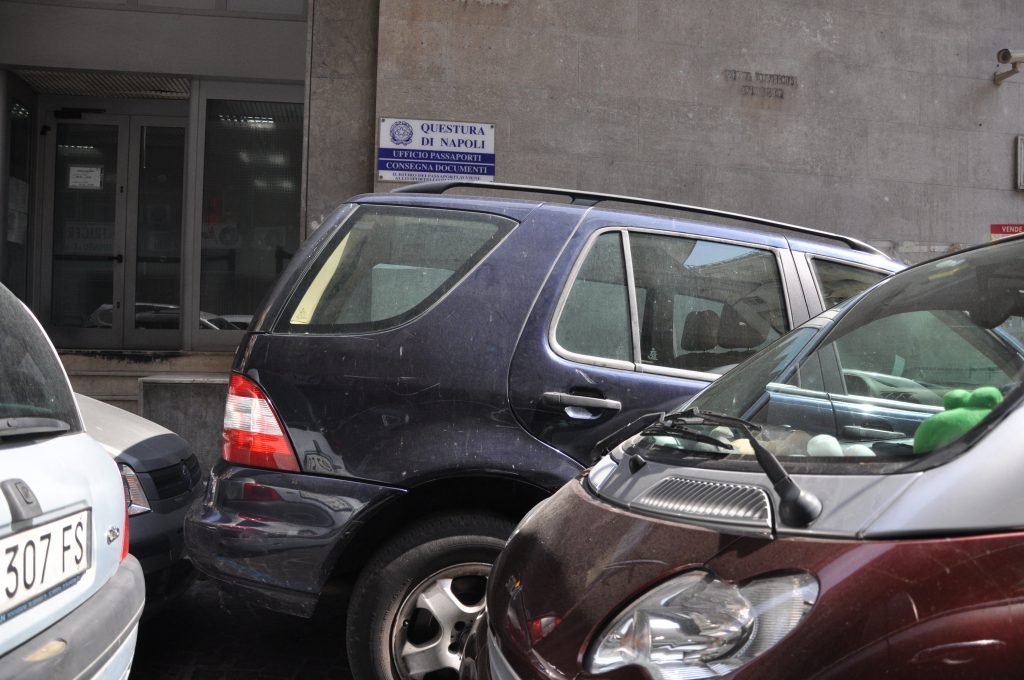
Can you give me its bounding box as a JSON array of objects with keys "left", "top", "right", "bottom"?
[{"left": 185, "top": 182, "right": 901, "bottom": 680}]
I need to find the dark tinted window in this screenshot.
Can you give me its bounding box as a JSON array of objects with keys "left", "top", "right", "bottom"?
[
  {"left": 278, "top": 205, "right": 516, "bottom": 333},
  {"left": 813, "top": 258, "right": 887, "bottom": 309},
  {"left": 677, "top": 240, "right": 1024, "bottom": 471},
  {"left": 630, "top": 234, "right": 787, "bottom": 374},
  {"left": 0, "top": 285, "right": 80, "bottom": 428},
  {"left": 200, "top": 100, "right": 302, "bottom": 330},
  {"left": 555, "top": 232, "right": 633, "bottom": 362}
]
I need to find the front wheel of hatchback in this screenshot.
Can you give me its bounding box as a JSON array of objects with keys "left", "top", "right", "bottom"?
[{"left": 346, "top": 513, "right": 515, "bottom": 680}]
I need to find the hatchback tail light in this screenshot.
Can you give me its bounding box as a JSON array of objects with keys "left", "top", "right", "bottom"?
[
  {"left": 121, "top": 502, "right": 130, "bottom": 562},
  {"left": 223, "top": 372, "right": 300, "bottom": 472}
]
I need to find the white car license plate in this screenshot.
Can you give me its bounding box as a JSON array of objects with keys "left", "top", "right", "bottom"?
[{"left": 0, "top": 510, "right": 91, "bottom": 623}]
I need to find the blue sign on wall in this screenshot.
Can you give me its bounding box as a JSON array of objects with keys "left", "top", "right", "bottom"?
[{"left": 378, "top": 117, "right": 495, "bottom": 183}]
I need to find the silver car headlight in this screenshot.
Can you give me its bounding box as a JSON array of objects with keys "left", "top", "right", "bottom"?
[
  {"left": 585, "top": 570, "right": 817, "bottom": 679},
  {"left": 120, "top": 464, "right": 152, "bottom": 516}
]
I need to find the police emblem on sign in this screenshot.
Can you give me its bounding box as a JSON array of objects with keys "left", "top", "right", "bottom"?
[{"left": 389, "top": 120, "right": 414, "bottom": 146}]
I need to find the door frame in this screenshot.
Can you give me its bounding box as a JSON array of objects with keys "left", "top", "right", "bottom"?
[
  {"left": 41, "top": 111, "right": 130, "bottom": 349},
  {"left": 37, "top": 95, "right": 188, "bottom": 349},
  {"left": 124, "top": 115, "right": 188, "bottom": 350}
]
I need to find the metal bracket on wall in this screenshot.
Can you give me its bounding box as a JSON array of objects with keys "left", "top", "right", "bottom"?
[{"left": 1017, "top": 137, "right": 1024, "bottom": 191}]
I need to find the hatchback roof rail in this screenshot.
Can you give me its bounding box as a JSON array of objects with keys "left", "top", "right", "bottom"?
[{"left": 392, "top": 180, "right": 885, "bottom": 256}]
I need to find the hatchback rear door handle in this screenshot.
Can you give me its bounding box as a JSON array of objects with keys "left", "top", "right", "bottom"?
[{"left": 542, "top": 392, "right": 622, "bottom": 412}]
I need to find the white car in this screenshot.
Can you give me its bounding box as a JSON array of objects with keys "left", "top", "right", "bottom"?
[
  {"left": 0, "top": 284, "right": 144, "bottom": 678},
  {"left": 77, "top": 393, "right": 201, "bottom": 603}
]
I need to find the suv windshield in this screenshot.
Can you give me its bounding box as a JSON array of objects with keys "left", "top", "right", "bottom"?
[
  {"left": 632, "top": 239, "right": 1024, "bottom": 473},
  {"left": 0, "top": 286, "right": 80, "bottom": 432}
]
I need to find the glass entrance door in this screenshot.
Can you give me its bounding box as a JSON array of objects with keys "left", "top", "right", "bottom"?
[
  {"left": 48, "top": 116, "right": 127, "bottom": 347},
  {"left": 125, "top": 118, "right": 186, "bottom": 348},
  {"left": 45, "top": 113, "right": 185, "bottom": 349}
]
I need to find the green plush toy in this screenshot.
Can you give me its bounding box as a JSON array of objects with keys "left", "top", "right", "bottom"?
[{"left": 913, "top": 386, "right": 1003, "bottom": 454}]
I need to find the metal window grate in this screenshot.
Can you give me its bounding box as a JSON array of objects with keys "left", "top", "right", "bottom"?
[{"left": 14, "top": 69, "right": 191, "bottom": 100}]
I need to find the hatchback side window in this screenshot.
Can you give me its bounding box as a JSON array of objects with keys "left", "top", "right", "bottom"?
[
  {"left": 279, "top": 205, "right": 516, "bottom": 333},
  {"left": 812, "top": 258, "right": 888, "bottom": 309},
  {"left": 629, "top": 234, "right": 788, "bottom": 374},
  {"left": 554, "top": 232, "right": 633, "bottom": 362}
]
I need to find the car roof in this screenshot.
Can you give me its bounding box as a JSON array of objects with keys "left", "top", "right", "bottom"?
[{"left": 351, "top": 182, "right": 896, "bottom": 269}]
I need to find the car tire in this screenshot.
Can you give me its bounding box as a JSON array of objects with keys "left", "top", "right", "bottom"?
[{"left": 346, "top": 512, "right": 515, "bottom": 680}]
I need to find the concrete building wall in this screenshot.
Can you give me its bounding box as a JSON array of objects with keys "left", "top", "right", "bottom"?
[
  {"left": 303, "top": 0, "right": 379, "bottom": 232},
  {"left": 307, "top": 0, "right": 1024, "bottom": 262}
]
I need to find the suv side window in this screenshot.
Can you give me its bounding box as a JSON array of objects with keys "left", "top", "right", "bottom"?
[
  {"left": 554, "top": 232, "right": 632, "bottom": 362},
  {"left": 279, "top": 205, "right": 516, "bottom": 333},
  {"left": 553, "top": 230, "right": 788, "bottom": 375},
  {"left": 630, "top": 233, "right": 787, "bottom": 373},
  {"left": 812, "top": 258, "right": 888, "bottom": 309}
]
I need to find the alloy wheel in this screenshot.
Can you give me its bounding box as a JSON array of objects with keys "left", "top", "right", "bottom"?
[{"left": 390, "top": 562, "right": 490, "bottom": 680}]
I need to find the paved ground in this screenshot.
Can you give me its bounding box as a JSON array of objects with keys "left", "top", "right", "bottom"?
[{"left": 132, "top": 574, "right": 353, "bottom": 679}]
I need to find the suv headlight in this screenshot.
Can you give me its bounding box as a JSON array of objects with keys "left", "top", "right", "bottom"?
[
  {"left": 120, "top": 464, "right": 152, "bottom": 516},
  {"left": 585, "top": 570, "right": 817, "bottom": 679}
]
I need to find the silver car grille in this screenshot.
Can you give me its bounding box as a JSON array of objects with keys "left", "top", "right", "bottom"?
[{"left": 630, "top": 476, "right": 772, "bottom": 530}]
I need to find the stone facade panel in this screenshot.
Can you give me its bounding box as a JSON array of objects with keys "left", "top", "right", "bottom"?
[
  {"left": 867, "top": 122, "right": 963, "bottom": 185},
  {"left": 578, "top": 158, "right": 704, "bottom": 205},
  {"left": 377, "top": 19, "right": 448, "bottom": 81},
  {"left": 301, "top": 0, "right": 1024, "bottom": 251},
  {"left": 703, "top": 166, "right": 825, "bottom": 231},
  {"left": 637, "top": 0, "right": 708, "bottom": 48},
  {"left": 509, "top": 92, "right": 638, "bottom": 158},
  {"left": 447, "top": 29, "right": 578, "bottom": 90},
  {"left": 306, "top": 76, "right": 377, "bottom": 229},
  {"left": 920, "top": 73, "right": 1021, "bottom": 134},
  {"left": 578, "top": 37, "right": 703, "bottom": 101},
  {"left": 960, "top": 132, "right": 1017, "bottom": 191},
  {"left": 499, "top": 153, "right": 580, "bottom": 188},
  {"left": 311, "top": 6, "right": 377, "bottom": 78}
]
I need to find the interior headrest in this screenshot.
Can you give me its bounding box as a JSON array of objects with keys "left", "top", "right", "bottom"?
[
  {"left": 718, "top": 302, "right": 769, "bottom": 349},
  {"left": 681, "top": 309, "right": 719, "bottom": 351}
]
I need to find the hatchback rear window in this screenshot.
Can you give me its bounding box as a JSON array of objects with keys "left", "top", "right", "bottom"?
[
  {"left": 0, "top": 286, "right": 80, "bottom": 429},
  {"left": 278, "top": 205, "right": 516, "bottom": 333}
]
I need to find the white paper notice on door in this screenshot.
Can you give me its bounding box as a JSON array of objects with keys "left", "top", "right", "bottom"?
[{"left": 68, "top": 165, "right": 103, "bottom": 190}]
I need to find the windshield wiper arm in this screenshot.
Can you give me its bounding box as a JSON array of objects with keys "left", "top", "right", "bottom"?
[
  {"left": 590, "top": 411, "right": 666, "bottom": 463},
  {"left": 0, "top": 417, "right": 71, "bottom": 441},
  {"left": 675, "top": 408, "right": 822, "bottom": 527},
  {"left": 642, "top": 416, "right": 734, "bottom": 451},
  {"left": 673, "top": 407, "right": 761, "bottom": 431}
]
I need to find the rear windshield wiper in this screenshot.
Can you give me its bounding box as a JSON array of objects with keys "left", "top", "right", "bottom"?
[
  {"left": 674, "top": 407, "right": 822, "bottom": 528},
  {"left": 0, "top": 417, "right": 71, "bottom": 441}
]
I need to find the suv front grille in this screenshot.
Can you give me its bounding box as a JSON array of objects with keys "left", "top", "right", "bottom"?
[{"left": 147, "top": 454, "right": 202, "bottom": 500}]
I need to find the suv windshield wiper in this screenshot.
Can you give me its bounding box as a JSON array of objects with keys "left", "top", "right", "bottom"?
[
  {"left": 0, "top": 417, "right": 71, "bottom": 441},
  {"left": 674, "top": 407, "right": 822, "bottom": 528}
]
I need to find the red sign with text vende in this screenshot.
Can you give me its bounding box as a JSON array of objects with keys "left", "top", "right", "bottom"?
[{"left": 991, "top": 224, "right": 1024, "bottom": 241}]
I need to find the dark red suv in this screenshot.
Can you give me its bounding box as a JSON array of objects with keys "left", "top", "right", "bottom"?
[{"left": 463, "top": 236, "right": 1024, "bottom": 680}]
